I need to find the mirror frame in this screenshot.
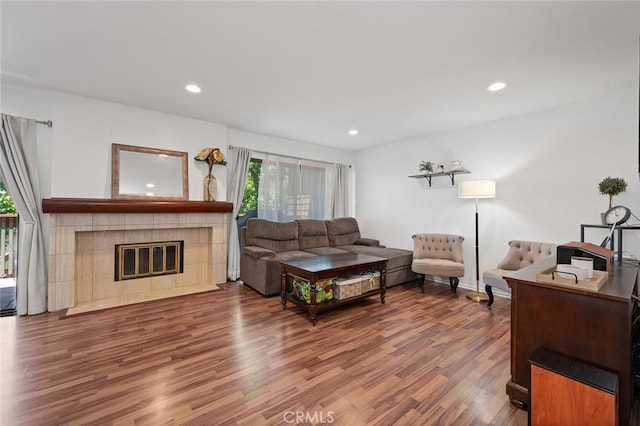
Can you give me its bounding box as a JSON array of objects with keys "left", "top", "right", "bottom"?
[{"left": 111, "top": 143, "right": 189, "bottom": 200}]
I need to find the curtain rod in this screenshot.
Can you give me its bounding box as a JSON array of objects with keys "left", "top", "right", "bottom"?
[
  {"left": 36, "top": 120, "right": 53, "bottom": 128},
  {"left": 228, "top": 145, "right": 351, "bottom": 168},
  {"left": 2, "top": 113, "right": 53, "bottom": 128}
]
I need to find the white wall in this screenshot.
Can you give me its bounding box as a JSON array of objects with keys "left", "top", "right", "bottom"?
[
  {"left": 355, "top": 87, "right": 639, "bottom": 292},
  {"left": 1, "top": 85, "right": 355, "bottom": 204},
  {"left": 1, "top": 83, "right": 228, "bottom": 201},
  {"left": 227, "top": 128, "right": 354, "bottom": 165}
]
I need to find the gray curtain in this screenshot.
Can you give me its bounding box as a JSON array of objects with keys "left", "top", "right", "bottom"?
[
  {"left": 258, "top": 154, "right": 331, "bottom": 220},
  {"left": 332, "top": 163, "right": 350, "bottom": 218},
  {"left": 258, "top": 153, "right": 290, "bottom": 221},
  {"left": 226, "top": 146, "right": 252, "bottom": 281},
  {"left": 0, "top": 114, "right": 48, "bottom": 314}
]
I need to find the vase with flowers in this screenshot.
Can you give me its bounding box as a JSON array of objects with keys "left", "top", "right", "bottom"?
[{"left": 194, "top": 147, "right": 227, "bottom": 201}]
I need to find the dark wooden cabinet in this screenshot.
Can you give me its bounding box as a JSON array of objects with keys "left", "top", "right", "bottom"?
[{"left": 505, "top": 264, "right": 638, "bottom": 425}]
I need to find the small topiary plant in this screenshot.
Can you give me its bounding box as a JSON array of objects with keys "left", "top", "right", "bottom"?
[
  {"left": 419, "top": 161, "right": 434, "bottom": 173},
  {"left": 598, "top": 176, "right": 627, "bottom": 209}
]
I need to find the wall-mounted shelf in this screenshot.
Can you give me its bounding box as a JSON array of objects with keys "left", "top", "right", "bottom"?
[{"left": 408, "top": 169, "right": 471, "bottom": 187}]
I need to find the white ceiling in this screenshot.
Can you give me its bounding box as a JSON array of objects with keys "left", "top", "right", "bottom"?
[{"left": 2, "top": 1, "right": 640, "bottom": 151}]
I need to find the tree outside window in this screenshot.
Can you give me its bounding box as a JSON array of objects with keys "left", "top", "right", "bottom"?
[
  {"left": 239, "top": 160, "right": 261, "bottom": 215},
  {"left": 0, "top": 182, "right": 16, "bottom": 214}
]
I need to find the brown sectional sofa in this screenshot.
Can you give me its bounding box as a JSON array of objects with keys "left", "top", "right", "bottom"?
[{"left": 240, "top": 217, "right": 415, "bottom": 296}]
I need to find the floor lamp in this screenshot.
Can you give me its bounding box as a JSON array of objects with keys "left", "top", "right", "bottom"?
[{"left": 458, "top": 180, "right": 496, "bottom": 303}]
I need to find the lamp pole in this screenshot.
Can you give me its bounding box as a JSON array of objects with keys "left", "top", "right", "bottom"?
[
  {"left": 467, "top": 196, "right": 488, "bottom": 302},
  {"left": 458, "top": 181, "right": 495, "bottom": 303}
]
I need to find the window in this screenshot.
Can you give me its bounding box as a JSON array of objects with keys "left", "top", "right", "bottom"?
[
  {"left": 239, "top": 159, "right": 261, "bottom": 215},
  {"left": 239, "top": 155, "right": 332, "bottom": 221}
]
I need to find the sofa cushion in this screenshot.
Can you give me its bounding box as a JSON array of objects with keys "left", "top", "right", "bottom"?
[
  {"left": 275, "top": 250, "right": 318, "bottom": 262},
  {"left": 412, "top": 258, "right": 464, "bottom": 277},
  {"left": 326, "top": 217, "right": 361, "bottom": 246},
  {"left": 483, "top": 268, "right": 510, "bottom": 290},
  {"left": 304, "top": 247, "right": 350, "bottom": 256},
  {"left": 245, "top": 218, "right": 299, "bottom": 253},
  {"left": 337, "top": 245, "right": 412, "bottom": 271},
  {"left": 297, "top": 219, "right": 331, "bottom": 250}
]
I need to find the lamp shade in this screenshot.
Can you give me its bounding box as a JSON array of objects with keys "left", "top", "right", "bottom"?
[{"left": 458, "top": 180, "right": 496, "bottom": 199}]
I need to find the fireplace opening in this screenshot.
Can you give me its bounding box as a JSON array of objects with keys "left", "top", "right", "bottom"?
[{"left": 115, "top": 240, "right": 184, "bottom": 281}]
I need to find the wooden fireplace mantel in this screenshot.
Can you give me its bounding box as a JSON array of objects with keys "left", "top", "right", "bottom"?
[{"left": 41, "top": 198, "right": 234, "bottom": 214}]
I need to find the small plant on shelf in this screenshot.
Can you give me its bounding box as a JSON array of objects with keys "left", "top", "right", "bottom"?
[
  {"left": 419, "top": 161, "right": 434, "bottom": 174},
  {"left": 598, "top": 176, "right": 627, "bottom": 209}
]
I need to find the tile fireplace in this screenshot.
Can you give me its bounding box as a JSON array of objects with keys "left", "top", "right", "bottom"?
[{"left": 42, "top": 198, "right": 232, "bottom": 314}]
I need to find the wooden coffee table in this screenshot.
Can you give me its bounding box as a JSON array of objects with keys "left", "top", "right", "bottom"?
[{"left": 280, "top": 253, "right": 387, "bottom": 325}]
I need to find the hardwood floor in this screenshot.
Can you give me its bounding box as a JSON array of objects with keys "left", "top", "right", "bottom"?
[{"left": 1, "top": 280, "right": 530, "bottom": 425}]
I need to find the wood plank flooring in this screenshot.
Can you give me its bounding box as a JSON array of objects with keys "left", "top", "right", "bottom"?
[{"left": 0, "top": 280, "right": 543, "bottom": 425}]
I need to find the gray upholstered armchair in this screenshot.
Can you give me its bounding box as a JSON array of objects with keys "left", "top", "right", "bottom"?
[
  {"left": 411, "top": 233, "right": 465, "bottom": 296},
  {"left": 482, "top": 240, "right": 557, "bottom": 307}
]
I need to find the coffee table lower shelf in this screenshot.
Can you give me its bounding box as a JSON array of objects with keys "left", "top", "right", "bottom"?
[
  {"left": 283, "top": 290, "right": 385, "bottom": 325},
  {"left": 279, "top": 253, "right": 388, "bottom": 326}
]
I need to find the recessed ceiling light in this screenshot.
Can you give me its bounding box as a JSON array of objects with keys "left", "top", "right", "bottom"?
[
  {"left": 185, "top": 84, "right": 201, "bottom": 93},
  {"left": 146, "top": 183, "right": 155, "bottom": 188},
  {"left": 348, "top": 129, "right": 359, "bottom": 135},
  {"left": 487, "top": 81, "right": 507, "bottom": 92}
]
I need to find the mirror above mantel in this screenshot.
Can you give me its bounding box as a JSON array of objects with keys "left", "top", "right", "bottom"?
[{"left": 111, "top": 143, "right": 189, "bottom": 200}]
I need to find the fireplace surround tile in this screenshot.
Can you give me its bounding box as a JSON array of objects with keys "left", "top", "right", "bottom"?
[
  {"left": 92, "top": 249, "right": 113, "bottom": 277},
  {"left": 56, "top": 227, "right": 77, "bottom": 255},
  {"left": 198, "top": 244, "right": 210, "bottom": 264},
  {"left": 152, "top": 228, "right": 177, "bottom": 242},
  {"left": 123, "top": 277, "right": 151, "bottom": 296},
  {"left": 57, "top": 281, "right": 74, "bottom": 309},
  {"left": 92, "top": 273, "right": 120, "bottom": 300},
  {"left": 153, "top": 213, "right": 180, "bottom": 226},
  {"left": 199, "top": 262, "right": 210, "bottom": 284},
  {"left": 123, "top": 230, "right": 153, "bottom": 244},
  {"left": 93, "top": 213, "right": 125, "bottom": 227},
  {"left": 55, "top": 253, "right": 74, "bottom": 282},
  {"left": 177, "top": 266, "right": 198, "bottom": 287},
  {"left": 124, "top": 213, "right": 154, "bottom": 227},
  {"left": 58, "top": 213, "right": 92, "bottom": 227},
  {"left": 181, "top": 228, "right": 200, "bottom": 245},
  {"left": 93, "top": 231, "right": 124, "bottom": 251},
  {"left": 151, "top": 274, "right": 177, "bottom": 291},
  {"left": 76, "top": 232, "right": 94, "bottom": 253},
  {"left": 48, "top": 211, "right": 228, "bottom": 313},
  {"left": 49, "top": 226, "right": 57, "bottom": 255},
  {"left": 184, "top": 245, "right": 200, "bottom": 266}
]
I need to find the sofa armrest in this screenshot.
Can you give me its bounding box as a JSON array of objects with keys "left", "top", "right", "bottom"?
[
  {"left": 243, "top": 246, "right": 277, "bottom": 260},
  {"left": 355, "top": 237, "right": 382, "bottom": 247}
]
